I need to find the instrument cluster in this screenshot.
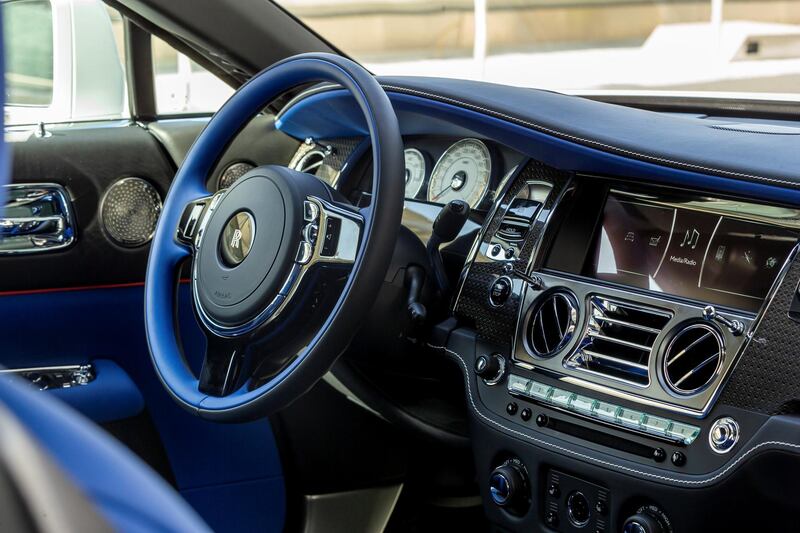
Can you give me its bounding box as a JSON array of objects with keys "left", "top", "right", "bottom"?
[{"left": 403, "top": 137, "right": 494, "bottom": 209}]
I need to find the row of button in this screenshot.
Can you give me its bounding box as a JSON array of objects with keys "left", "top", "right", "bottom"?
[{"left": 507, "top": 375, "right": 701, "bottom": 445}]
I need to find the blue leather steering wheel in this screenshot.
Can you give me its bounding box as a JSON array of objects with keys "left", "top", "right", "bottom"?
[{"left": 145, "top": 53, "right": 404, "bottom": 421}]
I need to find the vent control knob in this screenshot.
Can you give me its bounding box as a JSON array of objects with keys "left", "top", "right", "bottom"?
[
  {"left": 709, "top": 416, "right": 740, "bottom": 454},
  {"left": 623, "top": 505, "right": 672, "bottom": 533},
  {"left": 489, "top": 459, "right": 529, "bottom": 513},
  {"left": 475, "top": 353, "right": 506, "bottom": 385}
]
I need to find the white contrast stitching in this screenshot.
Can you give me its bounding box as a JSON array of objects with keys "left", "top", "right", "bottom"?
[
  {"left": 429, "top": 343, "right": 800, "bottom": 486},
  {"left": 383, "top": 85, "right": 797, "bottom": 188}
]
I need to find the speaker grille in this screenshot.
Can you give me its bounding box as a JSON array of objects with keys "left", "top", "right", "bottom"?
[
  {"left": 217, "top": 161, "right": 255, "bottom": 190},
  {"left": 101, "top": 177, "right": 162, "bottom": 247}
]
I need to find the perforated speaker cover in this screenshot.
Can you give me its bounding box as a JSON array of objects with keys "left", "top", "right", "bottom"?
[
  {"left": 101, "top": 177, "right": 162, "bottom": 247},
  {"left": 218, "top": 161, "right": 255, "bottom": 190}
]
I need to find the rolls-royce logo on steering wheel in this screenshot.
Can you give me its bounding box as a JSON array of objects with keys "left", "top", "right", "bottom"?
[
  {"left": 220, "top": 211, "right": 255, "bottom": 267},
  {"left": 230, "top": 229, "right": 243, "bottom": 249}
]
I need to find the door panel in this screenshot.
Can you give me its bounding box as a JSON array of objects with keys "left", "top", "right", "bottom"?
[{"left": 1, "top": 119, "right": 296, "bottom": 531}]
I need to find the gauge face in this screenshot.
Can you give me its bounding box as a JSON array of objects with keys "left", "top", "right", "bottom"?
[
  {"left": 403, "top": 148, "right": 426, "bottom": 199},
  {"left": 427, "top": 139, "right": 491, "bottom": 208}
]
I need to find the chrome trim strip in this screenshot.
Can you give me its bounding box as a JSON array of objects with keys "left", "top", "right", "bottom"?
[{"left": 451, "top": 163, "right": 526, "bottom": 311}]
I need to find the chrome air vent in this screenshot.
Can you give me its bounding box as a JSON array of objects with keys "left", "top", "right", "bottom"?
[
  {"left": 526, "top": 292, "right": 578, "bottom": 358},
  {"left": 294, "top": 149, "right": 326, "bottom": 175},
  {"left": 566, "top": 297, "right": 671, "bottom": 387},
  {"left": 662, "top": 323, "right": 724, "bottom": 395}
]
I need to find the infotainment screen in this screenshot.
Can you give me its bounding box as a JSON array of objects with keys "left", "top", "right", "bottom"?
[{"left": 585, "top": 191, "right": 799, "bottom": 312}]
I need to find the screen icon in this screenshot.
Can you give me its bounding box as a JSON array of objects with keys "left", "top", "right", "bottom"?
[
  {"left": 680, "top": 228, "right": 700, "bottom": 250},
  {"left": 649, "top": 235, "right": 661, "bottom": 247},
  {"left": 625, "top": 231, "right": 635, "bottom": 243},
  {"left": 714, "top": 245, "right": 726, "bottom": 262}
]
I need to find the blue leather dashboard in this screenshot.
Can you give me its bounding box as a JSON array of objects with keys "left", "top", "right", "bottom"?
[{"left": 277, "top": 77, "right": 800, "bottom": 206}]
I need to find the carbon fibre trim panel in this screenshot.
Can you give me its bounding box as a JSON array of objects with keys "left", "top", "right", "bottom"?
[
  {"left": 454, "top": 160, "right": 570, "bottom": 345},
  {"left": 719, "top": 259, "right": 800, "bottom": 414}
]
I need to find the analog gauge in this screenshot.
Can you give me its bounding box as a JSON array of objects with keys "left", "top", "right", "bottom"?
[
  {"left": 427, "top": 138, "right": 491, "bottom": 208},
  {"left": 403, "top": 148, "right": 426, "bottom": 199}
]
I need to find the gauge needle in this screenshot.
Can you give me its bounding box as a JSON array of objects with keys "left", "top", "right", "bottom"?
[{"left": 432, "top": 185, "right": 453, "bottom": 201}]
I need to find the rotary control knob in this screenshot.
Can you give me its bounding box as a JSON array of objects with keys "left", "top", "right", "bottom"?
[
  {"left": 623, "top": 504, "right": 672, "bottom": 533},
  {"left": 474, "top": 353, "right": 506, "bottom": 385},
  {"left": 488, "top": 458, "right": 529, "bottom": 513}
]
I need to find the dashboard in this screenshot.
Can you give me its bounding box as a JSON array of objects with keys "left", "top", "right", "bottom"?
[{"left": 273, "top": 80, "right": 800, "bottom": 533}]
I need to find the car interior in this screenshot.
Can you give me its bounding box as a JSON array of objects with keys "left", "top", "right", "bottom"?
[{"left": 3, "top": 0, "right": 800, "bottom": 532}]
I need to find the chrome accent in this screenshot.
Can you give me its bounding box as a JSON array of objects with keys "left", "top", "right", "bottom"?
[
  {"left": 662, "top": 323, "right": 724, "bottom": 396},
  {"left": 452, "top": 165, "right": 545, "bottom": 311},
  {"left": 525, "top": 291, "right": 578, "bottom": 358},
  {"left": 0, "top": 184, "right": 76, "bottom": 254},
  {"left": 708, "top": 416, "right": 740, "bottom": 454},
  {"left": 190, "top": 193, "right": 363, "bottom": 338},
  {"left": 514, "top": 272, "right": 753, "bottom": 417},
  {"left": 0, "top": 364, "right": 94, "bottom": 390},
  {"left": 483, "top": 355, "right": 507, "bottom": 386},
  {"left": 702, "top": 305, "right": 744, "bottom": 336},
  {"left": 565, "top": 296, "right": 671, "bottom": 388}
]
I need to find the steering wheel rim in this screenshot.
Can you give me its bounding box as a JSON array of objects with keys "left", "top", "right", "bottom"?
[{"left": 145, "top": 53, "right": 404, "bottom": 421}]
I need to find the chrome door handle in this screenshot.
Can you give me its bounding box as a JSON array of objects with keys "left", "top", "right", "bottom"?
[{"left": 0, "top": 184, "right": 76, "bottom": 254}]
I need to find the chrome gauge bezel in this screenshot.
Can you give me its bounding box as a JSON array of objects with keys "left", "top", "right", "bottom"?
[
  {"left": 427, "top": 138, "right": 492, "bottom": 208},
  {"left": 403, "top": 148, "right": 427, "bottom": 199}
]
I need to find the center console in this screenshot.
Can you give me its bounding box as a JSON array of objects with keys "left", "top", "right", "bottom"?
[{"left": 446, "top": 161, "right": 800, "bottom": 532}]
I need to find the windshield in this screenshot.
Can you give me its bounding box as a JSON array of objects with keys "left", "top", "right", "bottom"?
[{"left": 281, "top": 0, "right": 800, "bottom": 100}]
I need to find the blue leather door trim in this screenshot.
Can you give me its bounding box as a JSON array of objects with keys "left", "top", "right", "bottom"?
[{"left": 0, "top": 285, "right": 285, "bottom": 531}]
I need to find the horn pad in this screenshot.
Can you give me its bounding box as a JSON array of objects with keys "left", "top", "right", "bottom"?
[{"left": 194, "top": 167, "right": 315, "bottom": 327}]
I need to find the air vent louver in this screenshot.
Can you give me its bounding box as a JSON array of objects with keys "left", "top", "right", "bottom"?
[
  {"left": 566, "top": 297, "right": 671, "bottom": 386},
  {"left": 662, "top": 323, "right": 724, "bottom": 395},
  {"left": 527, "top": 292, "right": 578, "bottom": 358},
  {"left": 295, "top": 150, "right": 326, "bottom": 175}
]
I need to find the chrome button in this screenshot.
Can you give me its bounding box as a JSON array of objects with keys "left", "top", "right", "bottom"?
[{"left": 709, "top": 416, "right": 740, "bottom": 454}]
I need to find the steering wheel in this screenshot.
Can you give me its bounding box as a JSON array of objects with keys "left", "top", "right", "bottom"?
[{"left": 145, "top": 53, "right": 404, "bottom": 422}]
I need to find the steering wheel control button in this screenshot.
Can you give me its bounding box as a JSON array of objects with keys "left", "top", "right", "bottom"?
[
  {"left": 489, "top": 276, "right": 512, "bottom": 307},
  {"left": 220, "top": 211, "right": 255, "bottom": 267},
  {"left": 303, "top": 200, "right": 319, "bottom": 222},
  {"left": 296, "top": 242, "right": 313, "bottom": 264},
  {"left": 303, "top": 223, "right": 319, "bottom": 244},
  {"left": 708, "top": 416, "right": 740, "bottom": 454},
  {"left": 321, "top": 217, "right": 341, "bottom": 256},
  {"left": 474, "top": 353, "right": 506, "bottom": 385},
  {"left": 670, "top": 451, "right": 686, "bottom": 467}
]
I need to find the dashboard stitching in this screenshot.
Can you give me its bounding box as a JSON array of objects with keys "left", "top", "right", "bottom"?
[
  {"left": 429, "top": 343, "right": 800, "bottom": 486},
  {"left": 382, "top": 85, "right": 796, "bottom": 188}
]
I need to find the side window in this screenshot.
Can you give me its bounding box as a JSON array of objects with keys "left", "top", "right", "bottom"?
[
  {"left": 3, "top": 0, "right": 127, "bottom": 126},
  {"left": 4, "top": 0, "right": 54, "bottom": 106},
  {"left": 152, "top": 36, "right": 233, "bottom": 115}
]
